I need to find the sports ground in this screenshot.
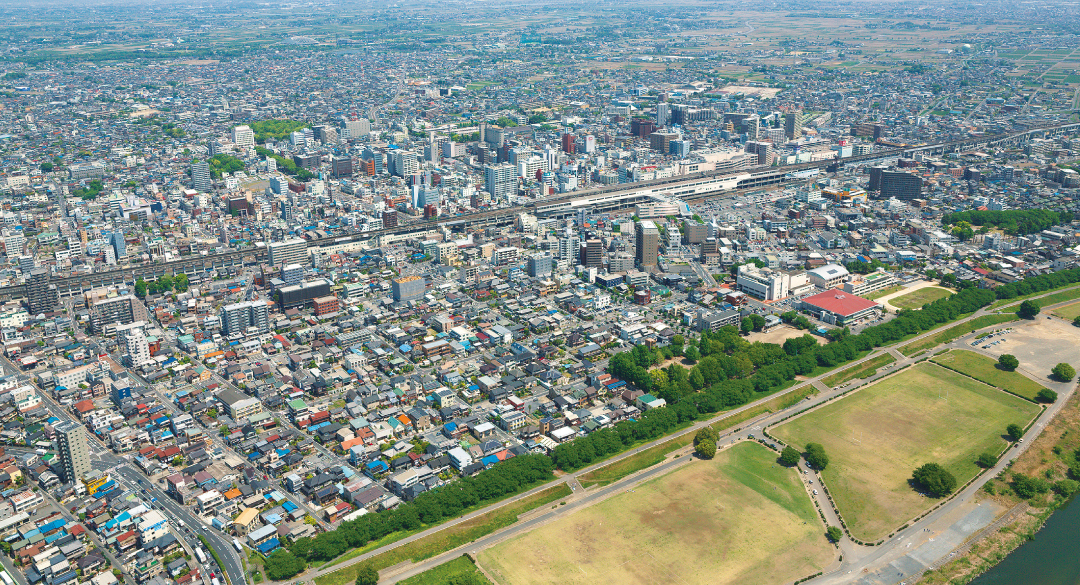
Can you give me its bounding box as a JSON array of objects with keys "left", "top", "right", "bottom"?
[
  {"left": 889, "top": 286, "right": 953, "bottom": 310},
  {"left": 772, "top": 363, "right": 1041, "bottom": 541},
  {"left": 477, "top": 443, "right": 833, "bottom": 585}
]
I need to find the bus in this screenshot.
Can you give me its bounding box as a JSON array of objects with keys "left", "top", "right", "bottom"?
[
  {"left": 0, "top": 570, "right": 13, "bottom": 585},
  {"left": 233, "top": 538, "right": 243, "bottom": 553}
]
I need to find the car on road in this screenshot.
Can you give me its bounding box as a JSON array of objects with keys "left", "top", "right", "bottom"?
[{"left": 813, "top": 489, "right": 818, "bottom": 495}]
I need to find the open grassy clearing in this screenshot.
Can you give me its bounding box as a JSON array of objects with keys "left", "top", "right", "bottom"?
[
  {"left": 478, "top": 442, "right": 832, "bottom": 585},
  {"left": 772, "top": 363, "right": 1041, "bottom": 541},
  {"left": 314, "top": 484, "right": 572, "bottom": 585},
  {"left": 988, "top": 284, "right": 1080, "bottom": 310},
  {"left": 397, "top": 556, "right": 492, "bottom": 585},
  {"left": 900, "top": 314, "right": 1019, "bottom": 357},
  {"left": 822, "top": 353, "right": 896, "bottom": 388},
  {"left": 1030, "top": 286, "right": 1080, "bottom": 311},
  {"left": 890, "top": 286, "right": 953, "bottom": 310},
  {"left": 1052, "top": 301, "right": 1080, "bottom": 320},
  {"left": 865, "top": 284, "right": 906, "bottom": 300},
  {"left": 931, "top": 350, "right": 1046, "bottom": 402}
]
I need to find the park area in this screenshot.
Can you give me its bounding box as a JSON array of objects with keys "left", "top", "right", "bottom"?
[
  {"left": 771, "top": 363, "right": 1041, "bottom": 541},
  {"left": 932, "top": 350, "right": 1047, "bottom": 402},
  {"left": 889, "top": 286, "right": 953, "bottom": 310},
  {"left": 477, "top": 443, "right": 832, "bottom": 585}
]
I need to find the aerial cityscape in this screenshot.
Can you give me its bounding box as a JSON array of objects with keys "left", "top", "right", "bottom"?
[{"left": 0, "top": 1, "right": 1077, "bottom": 585}]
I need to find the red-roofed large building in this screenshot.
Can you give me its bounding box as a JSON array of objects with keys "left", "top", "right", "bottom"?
[{"left": 799, "top": 288, "right": 881, "bottom": 325}]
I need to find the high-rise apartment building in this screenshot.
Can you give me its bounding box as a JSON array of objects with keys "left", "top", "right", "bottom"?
[
  {"left": 389, "top": 150, "right": 419, "bottom": 177},
  {"left": 784, "top": 112, "right": 804, "bottom": 140},
  {"left": 484, "top": 163, "right": 517, "bottom": 200},
  {"left": 221, "top": 301, "right": 270, "bottom": 337},
  {"left": 27, "top": 268, "right": 58, "bottom": 316},
  {"left": 56, "top": 420, "right": 90, "bottom": 484},
  {"left": 192, "top": 160, "right": 212, "bottom": 192},
  {"left": 879, "top": 171, "right": 923, "bottom": 201},
  {"left": 232, "top": 125, "right": 255, "bottom": 150},
  {"left": 558, "top": 233, "right": 580, "bottom": 267},
  {"left": 108, "top": 232, "right": 126, "bottom": 260},
  {"left": 392, "top": 275, "right": 426, "bottom": 302},
  {"left": 281, "top": 263, "right": 304, "bottom": 286},
  {"left": 581, "top": 239, "right": 603, "bottom": 268},
  {"left": 120, "top": 325, "right": 152, "bottom": 368},
  {"left": 341, "top": 118, "right": 371, "bottom": 139},
  {"left": 268, "top": 239, "right": 308, "bottom": 267},
  {"left": 635, "top": 220, "right": 660, "bottom": 268}
]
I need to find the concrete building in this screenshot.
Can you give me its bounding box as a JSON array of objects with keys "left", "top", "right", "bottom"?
[
  {"left": 800, "top": 289, "right": 880, "bottom": 325},
  {"left": 268, "top": 239, "right": 308, "bottom": 267},
  {"left": 484, "top": 163, "right": 517, "bottom": 200},
  {"left": 192, "top": 160, "right": 212, "bottom": 192},
  {"left": 56, "top": 420, "right": 90, "bottom": 484},
  {"left": 27, "top": 268, "right": 57, "bottom": 316},
  {"left": 120, "top": 325, "right": 153, "bottom": 368},
  {"left": 635, "top": 220, "right": 659, "bottom": 267},
  {"left": 221, "top": 301, "right": 270, "bottom": 337},
  {"left": 807, "top": 264, "right": 850, "bottom": 290},
  {"left": 736, "top": 264, "right": 808, "bottom": 301},
  {"left": 392, "top": 275, "right": 426, "bottom": 303},
  {"left": 232, "top": 125, "right": 255, "bottom": 150},
  {"left": 217, "top": 387, "right": 263, "bottom": 422}
]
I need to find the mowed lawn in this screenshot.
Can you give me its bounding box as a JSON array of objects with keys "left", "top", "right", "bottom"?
[
  {"left": 932, "top": 350, "right": 1046, "bottom": 402},
  {"left": 890, "top": 287, "right": 953, "bottom": 310},
  {"left": 772, "top": 364, "right": 1040, "bottom": 541},
  {"left": 1052, "top": 301, "right": 1080, "bottom": 321},
  {"left": 477, "top": 443, "right": 832, "bottom": 585}
]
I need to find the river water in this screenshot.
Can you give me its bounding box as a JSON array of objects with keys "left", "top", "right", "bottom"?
[{"left": 968, "top": 494, "right": 1080, "bottom": 585}]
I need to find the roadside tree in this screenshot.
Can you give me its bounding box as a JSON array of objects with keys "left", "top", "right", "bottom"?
[
  {"left": 911, "top": 463, "right": 957, "bottom": 497},
  {"left": 779, "top": 446, "right": 800, "bottom": 467},
  {"left": 997, "top": 354, "right": 1019, "bottom": 371},
  {"left": 1051, "top": 362, "right": 1075, "bottom": 382}
]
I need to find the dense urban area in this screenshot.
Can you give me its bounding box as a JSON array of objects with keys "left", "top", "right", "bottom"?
[{"left": 0, "top": 1, "right": 1077, "bottom": 585}]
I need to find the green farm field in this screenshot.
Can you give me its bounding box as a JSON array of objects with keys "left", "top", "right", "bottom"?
[
  {"left": 478, "top": 443, "right": 832, "bottom": 585},
  {"left": 772, "top": 364, "right": 1040, "bottom": 541}
]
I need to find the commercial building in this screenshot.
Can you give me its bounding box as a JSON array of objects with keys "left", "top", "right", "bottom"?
[
  {"left": 879, "top": 170, "right": 923, "bottom": 201},
  {"left": 800, "top": 289, "right": 880, "bottom": 325},
  {"left": 784, "top": 112, "right": 803, "bottom": 140},
  {"left": 527, "top": 254, "right": 552, "bottom": 278},
  {"left": 277, "top": 279, "right": 332, "bottom": 309},
  {"left": 392, "top": 275, "right": 426, "bottom": 302},
  {"left": 281, "top": 264, "right": 304, "bottom": 286},
  {"left": 120, "top": 325, "right": 153, "bottom": 368},
  {"left": 580, "top": 239, "right": 602, "bottom": 268},
  {"left": 635, "top": 220, "right": 659, "bottom": 267},
  {"left": 56, "top": 420, "right": 90, "bottom": 484},
  {"left": 221, "top": 301, "right": 270, "bottom": 336},
  {"left": 313, "top": 295, "right": 340, "bottom": 316},
  {"left": 268, "top": 239, "right": 309, "bottom": 267}
]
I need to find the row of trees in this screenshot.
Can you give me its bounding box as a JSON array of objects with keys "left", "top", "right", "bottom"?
[
  {"left": 941, "top": 209, "right": 1072, "bottom": 236},
  {"left": 272, "top": 455, "right": 555, "bottom": 577}
]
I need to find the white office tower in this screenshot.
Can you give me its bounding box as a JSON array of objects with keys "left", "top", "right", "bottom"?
[
  {"left": 484, "top": 163, "right": 517, "bottom": 200},
  {"left": 120, "top": 325, "right": 153, "bottom": 368},
  {"left": 342, "top": 118, "right": 371, "bottom": 139},
  {"left": 657, "top": 103, "right": 671, "bottom": 127},
  {"left": 192, "top": 160, "right": 211, "bottom": 192},
  {"left": 232, "top": 125, "right": 255, "bottom": 150},
  {"left": 558, "top": 230, "right": 580, "bottom": 270}
]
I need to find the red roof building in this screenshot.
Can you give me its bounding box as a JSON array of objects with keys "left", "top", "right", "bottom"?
[{"left": 799, "top": 288, "right": 880, "bottom": 325}]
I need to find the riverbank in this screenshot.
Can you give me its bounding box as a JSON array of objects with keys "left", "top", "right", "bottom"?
[{"left": 914, "top": 384, "right": 1080, "bottom": 585}]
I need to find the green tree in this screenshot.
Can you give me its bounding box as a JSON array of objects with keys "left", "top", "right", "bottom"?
[
  {"left": 695, "top": 439, "right": 716, "bottom": 459},
  {"left": 740, "top": 317, "right": 753, "bottom": 335},
  {"left": 1018, "top": 299, "right": 1040, "bottom": 319},
  {"left": 1006, "top": 423, "right": 1024, "bottom": 442},
  {"left": 40, "top": 162, "right": 53, "bottom": 172},
  {"left": 911, "top": 463, "right": 957, "bottom": 497},
  {"left": 1073, "top": 315, "right": 1080, "bottom": 327},
  {"left": 976, "top": 452, "right": 997, "bottom": 468},
  {"left": 779, "top": 446, "right": 801, "bottom": 467},
  {"left": 134, "top": 279, "right": 147, "bottom": 298},
  {"left": 683, "top": 345, "right": 700, "bottom": 363},
  {"left": 264, "top": 550, "right": 305, "bottom": 580},
  {"left": 1052, "top": 479, "right": 1080, "bottom": 497},
  {"left": 354, "top": 564, "right": 379, "bottom": 585},
  {"left": 997, "top": 354, "right": 1019, "bottom": 371},
  {"left": 749, "top": 314, "right": 766, "bottom": 331},
  {"left": 694, "top": 426, "right": 718, "bottom": 446},
  {"left": 826, "top": 526, "right": 843, "bottom": 542},
  {"left": 1051, "top": 362, "right": 1075, "bottom": 382},
  {"left": 1011, "top": 473, "right": 1050, "bottom": 499},
  {"left": 805, "top": 443, "right": 829, "bottom": 470},
  {"left": 1037, "top": 388, "right": 1058, "bottom": 403}
]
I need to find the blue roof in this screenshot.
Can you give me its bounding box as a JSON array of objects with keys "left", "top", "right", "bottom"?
[
  {"left": 481, "top": 455, "right": 499, "bottom": 466},
  {"left": 256, "top": 538, "right": 281, "bottom": 554},
  {"left": 444, "top": 422, "right": 457, "bottom": 431},
  {"left": 281, "top": 500, "right": 298, "bottom": 513}
]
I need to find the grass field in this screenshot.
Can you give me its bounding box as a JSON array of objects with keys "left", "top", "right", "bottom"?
[
  {"left": 314, "top": 484, "right": 572, "bottom": 585},
  {"left": 1052, "top": 301, "right": 1080, "bottom": 320},
  {"left": 822, "top": 353, "right": 896, "bottom": 388},
  {"left": 890, "top": 287, "right": 953, "bottom": 310},
  {"left": 865, "top": 284, "right": 905, "bottom": 300},
  {"left": 578, "top": 386, "right": 819, "bottom": 488},
  {"left": 1031, "top": 287, "right": 1080, "bottom": 310},
  {"left": 397, "top": 556, "right": 492, "bottom": 585},
  {"left": 478, "top": 443, "right": 833, "bottom": 585},
  {"left": 772, "top": 363, "right": 1040, "bottom": 541},
  {"left": 988, "top": 284, "right": 1080, "bottom": 310},
  {"left": 900, "top": 314, "right": 1019, "bottom": 356},
  {"left": 932, "top": 350, "right": 1047, "bottom": 402}
]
